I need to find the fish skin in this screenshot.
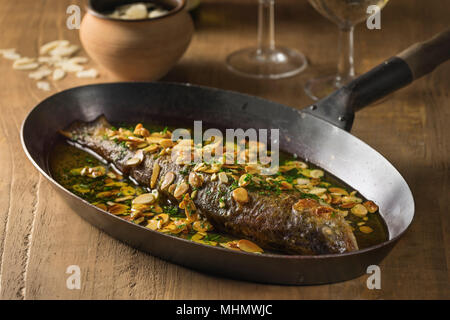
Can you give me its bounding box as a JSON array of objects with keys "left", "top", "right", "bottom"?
[{"left": 62, "top": 116, "right": 358, "bottom": 255}]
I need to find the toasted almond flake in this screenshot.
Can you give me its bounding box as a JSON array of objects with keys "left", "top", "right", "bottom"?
[
  {"left": 211, "top": 173, "right": 218, "bottom": 181},
  {"left": 120, "top": 185, "right": 136, "bottom": 196},
  {"left": 220, "top": 241, "right": 241, "bottom": 251},
  {"left": 76, "top": 68, "right": 98, "bottom": 78},
  {"left": 126, "top": 149, "right": 144, "bottom": 166},
  {"left": 238, "top": 239, "right": 263, "bottom": 253},
  {"left": 341, "top": 195, "right": 362, "bottom": 204},
  {"left": 363, "top": 200, "right": 378, "bottom": 213},
  {"left": 155, "top": 213, "right": 169, "bottom": 224},
  {"left": 146, "top": 219, "right": 159, "bottom": 230},
  {"left": 115, "top": 195, "right": 134, "bottom": 202},
  {"left": 161, "top": 172, "right": 175, "bottom": 190},
  {"left": 160, "top": 139, "right": 174, "bottom": 148},
  {"left": 359, "top": 226, "right": 373, "bottom": 234},
  {"left": 94, "top": 203, "right": 108, "bottom": 211},
  {"left": 308, "top": 187, "right": 327, "bottom": 195},
  {"left": 244, "top": 165, "right": 259, "bottom": 174},
  {"left": 36, "top": 81, "right": 51, "bottom": 91},
  {"left": 132, "top": 193, "right": 156, "bottom": 205},
  {"left": 174, "top": 182, "right": 189, "bottom": 200},
  {"left": 52, "top": 68, "right": 66, "bottom": 80},
  {"left": 232, "top": 187, "right": 249, "bottom": 204},
  {"left": 340, "top": 202, "right": 357, "bottom": 209},
  {"left": 191, "top": 233, "right": 204, "bottom": 241},
  {"left": 351, "top": 203, "right": 368, "bottom": 217},
  {"left": 143, "top": 143, "right": 159, "bottom": 153},
  {"left": 309, "top": 169, "right": 324, "bottom": 178},
  {"left": 168, "top": 184, "right": 176, "bottom": 194},
  {"left": 329, "top": 187, "right": 349, "bottom": 196},
  {"left": 295, "top": 178, "right": 310, "bottom": 185},
  {"left": 279, "top": 181, "right": 293, "bottom": 190},
  {"left": 218, "top": 172, "right": 228, "bottom": 184},
  {"left": 238, "top": 174, "right": 251, "bottom": 187},
  {"left": 192, "top": 221, "right": 210, "bottom": 233},
  {"left": 108, "top": 203, "right": 129, "bottom": 215},
  {"left": 188, "top": 171, "right": 203, "bottom": 188},
  {"left": 150, "top": 162, "right": 160, "bottom": 188}
]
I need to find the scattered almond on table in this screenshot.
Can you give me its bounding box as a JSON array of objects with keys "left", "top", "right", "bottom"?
[{"left": 0, "top": 40, "right": 99, "bottom": 91}]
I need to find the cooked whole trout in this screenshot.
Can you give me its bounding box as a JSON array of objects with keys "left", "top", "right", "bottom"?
[{"left": 61, "top": 116, "right": 358, "bottom": 255}]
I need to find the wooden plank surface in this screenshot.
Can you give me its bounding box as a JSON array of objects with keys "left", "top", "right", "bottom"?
[{"left": 0, "top": 0, "right": 448, "bottom": 299}]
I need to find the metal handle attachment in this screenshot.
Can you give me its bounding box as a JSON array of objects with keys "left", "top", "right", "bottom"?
[{"left": 305, "top": 29, "right": 450, "bottom": 131}]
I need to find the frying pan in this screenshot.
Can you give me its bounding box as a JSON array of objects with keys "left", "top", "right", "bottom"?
[{"left": 21, "top": 30, "right": 450, "bottom": 284}]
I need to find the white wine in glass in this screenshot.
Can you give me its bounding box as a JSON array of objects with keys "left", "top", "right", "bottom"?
[
  {"left": 305, "top": 0, "right": 389, "bottom": 100},
  {"left": 226, "top": 0, "right": 308, "bottom": 79}
]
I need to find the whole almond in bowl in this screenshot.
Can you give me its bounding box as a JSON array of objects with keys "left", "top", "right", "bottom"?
[{"left": 79, "top": 0, "right": 194, "bottom": 81}]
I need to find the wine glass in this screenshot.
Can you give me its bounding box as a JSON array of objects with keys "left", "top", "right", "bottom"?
[
  {"left": 304, "top": 0, "right": 389, "bottom": 100},
  {"left": 226, "top": 0, "right": 308, "bottom": 79}
]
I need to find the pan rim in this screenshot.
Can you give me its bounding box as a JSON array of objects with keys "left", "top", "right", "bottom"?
[{"left": 20, "top": 81, "right": 415, "bottom": 260}]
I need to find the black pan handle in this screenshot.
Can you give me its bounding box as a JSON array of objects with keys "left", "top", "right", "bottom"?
[{"left": 306, "top": 28, "right": 450, "bottom": 131}]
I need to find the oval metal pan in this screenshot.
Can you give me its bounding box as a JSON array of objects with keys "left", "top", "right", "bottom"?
[{"left": 21, "top": 82, "right": 414, "bottom": 285}]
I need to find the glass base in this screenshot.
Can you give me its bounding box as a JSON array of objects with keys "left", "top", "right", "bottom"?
[
  {"left": 226, "top": 47, "right": 308, "bottom": 79},
  {"left": 304, "top": 75, "right": 356, "bottom": 101}
]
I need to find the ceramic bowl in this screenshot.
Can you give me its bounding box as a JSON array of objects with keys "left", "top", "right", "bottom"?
[{"left": 80, "top": 0, "right": 194, "bottom": 80}]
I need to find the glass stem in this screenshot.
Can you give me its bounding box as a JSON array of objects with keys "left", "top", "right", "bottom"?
[
  {"left": 336, "top": 26, "right": 355, "bottom": 86},
  {"left": 257, "top": 0, "right": 275, "bottom": 55}
]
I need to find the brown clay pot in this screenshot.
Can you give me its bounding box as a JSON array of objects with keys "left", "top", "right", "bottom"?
[{"left": 79, "top": 0, "right": 194, "bottom": 81}]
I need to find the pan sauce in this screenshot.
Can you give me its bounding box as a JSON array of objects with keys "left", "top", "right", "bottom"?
[{"left": 49, "top": 123, "right": 389, "bottom": 254}]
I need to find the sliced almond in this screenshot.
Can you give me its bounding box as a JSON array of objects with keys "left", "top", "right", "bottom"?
[
  {"left": 28, "top": 67, "right": 52, "bottom": 80},
  {"left": 232, "top": 187, "right": 249, "bottom": 204},
  {"left": 218, "top": 172, "right": 228, "bottom": 184},
  {"left": 237, "top": 239, "right": 263, "bottom": 253},
  {"left": 329, "top": 187, "right": 349, "bottom": 196},
  {"left": 188, "top": 171, "right": 203, "bottom": 188},
  {"left": 76, "top": 68, "right": 99, "bottom": 78},
  {"left": 161, "top": 172, "right": 175, "bottom": 190},
  {"left": 132, "top": 193, "right": 156, "bottom": 205},
  {"left": 359, "top": 226, "right": 373, "bottom": 234},
  {"left": 363, "top": 200, "right": 378, "bottom": 213},
  {"left": 49, "top": 44, "right": 79, "bottom": 57},
  {"left": 36, "top": 81, "right": 51, "bottom": 91},
  {"left": 39, "top": 40, "right": 69, "bottom": 55},
  {"left": 309, "top": 169, "right": 324, "bottom": 178},
  {"left": 150, "top": 162, "right": 160, "bottom": 188},
  {"left": 126, "top": 149, "right": 144, "bottom": 166},
  {"left": 174, "top": 182, "right": 189, "bottom": 200},
  {"left": 52, "top": 68, "right": 66, "bottom": 80},
  {"left": 279, "top": 181, "right": 293, "bottom": 190},
  {"left": 238, "top": 174, "right": 251, "bottom": 187},
  {"left": 13, "top": 57, "right": 39, "bottom": 70},
  {"left": 351, "top": 203, "right": 368, "bottom": 217}
]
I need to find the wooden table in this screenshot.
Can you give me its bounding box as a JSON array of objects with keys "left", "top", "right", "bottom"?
[{"left": 0, "top": 0, "right": 448, "bottom": 300}]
